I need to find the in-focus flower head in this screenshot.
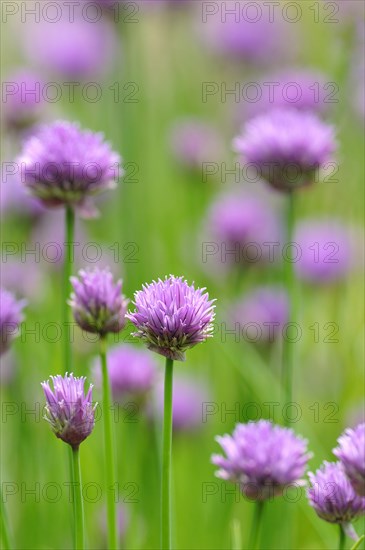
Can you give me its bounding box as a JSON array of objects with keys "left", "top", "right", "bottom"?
[
  {"left": 230, "top": 286, "right": 289, "bottom": 344},
  {"left": 212, "top": 420, "right": 311, "bottom": 501},
  {"left": 18, "top": 120, "right": 121, "bottom": 217},
  {"left": 69, "top": 267, "right": 128, "bottom": 336},
  {"left": 92, "top": 344, "right": 156, "bottom": 401},
  {"left": 294, "top": 220, "right": 352, "bottom": 283},
  {"left": 233, "top": 108, "right": 336, "bottom": 191},
  {"left": 334, "top": 424, "right": 365, "bottom": 497},
  {"left": 127, "top": 275, "right": 216, "bottom": 361},
  {"left": 0, "top": 288, "right": 26, "bottom": 356},
  {"left": 307, "top": 461, "right": 365, "bottom": 530},
  {"left": 41, "top": 373, "right": 96, "bottom": 449}
]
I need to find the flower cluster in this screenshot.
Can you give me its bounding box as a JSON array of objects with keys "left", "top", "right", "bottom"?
[
  {"left": 334, "top": 424, "right": 365, "bottom": 497},
  {"left": 0, "top": 289, "right": 26, "bottom": 356},
  {"left": 69, "top": 268, "right": 128, "bottom": 336},
  {"left": 233, "top": 108, "right": 336, "bottom": 191},
  {"left": 41, "top": 373, "right": 96, "bottom": 449},
  {"left": 18, "top": 121, "right": 121, "bottom": 216},
  {"left": 127, "top": 275, "right": 216, "bottom": 361},
  {"left": 212, "top": 420, "right": 311, "bottom": 501}
]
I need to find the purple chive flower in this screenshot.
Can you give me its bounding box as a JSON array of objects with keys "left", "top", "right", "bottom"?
[
  {"left": 307, "top": 462, "right": 365, "bottom": 531},
  {"left": 0, "top": 289, "right": 26, "bottom": 356},
  {"left": 2, "top": 69, "right": 45, "bottom": 132},
  {"left": 18, "top": 120, "right": 121, "bottom": 216},
  {"left": 294, "top": 220, "right": 351, "bottom": 283},
  {"left": 200, "top": 1, "right": 290, "bottom": 64},
  {"left": 169, "top": 119, "right": 223, "bottom": 169},
  {"left": 92, "top": 344, "right": 156, "bottom": 402},
  {"left": 1, "top": 169, "right": 45, "bottom": 219},
  {"left": 233, "top": 108, "right": 336, "bottom": 191},
  {"left": 70, "top": 268, "right": 128, "bottom": 336},
  {"left": 151, "top": 374, "right": 210, "bottom": 432},
  {"left": 23, "top": 11, "right": 117, "bottom": 80},
  {"left": 230, "top": 286, "right": 289, "bottom": 344},
  {"left": 212, "top": 420, "right": 311, "bottom": 501},
  {"left": 41, "top": 373, "right": 96, "bottom": 449},
  {"left": 127, "top": 276, "right": 216, "bottom": 361},
  {"left": 205, "top": 190, "right": 282, "bottom": 265},
  {"left": 240, "top": 69, "right": 334, "bottom": 121},
  {"left": 334, "top": 424, "right": 365, "bottom": 497}
]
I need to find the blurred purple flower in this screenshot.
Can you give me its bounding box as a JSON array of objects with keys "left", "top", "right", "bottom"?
[
  {"left": 98, "top": 503, "right": 129, "bottom": 543},
  {"left": 127, "top": 275, "right": 216, "bottom": 361},
  {"left": 240, "top": 69, "right": 334, "bottom": 121},
  {"left": 23, "top": 10, "right": 117, "bottom": 79},
  {"left": 152, "top": 374, "right": 209, "bottom": 432},
  {"left": 1, "top": 169, "right": 46, "bottom": 219},
  {"left": 334, "top": 424, "right": 365, "bottom": 497},
  {"left": 41, "top": 373, "right": 96, "bottom": 449},
  {"left": 233, "top": 108, "right": 336, "bottom": 191},
  {"left": 307, "top": 462, "right": 365, "bottom": 532},
  {"left": 294, "top": 220, "right": 352, "bottom": 283},
  {"left": 169, "top": 119, "right": 223, "bottom": 169},
  {"left": 70, "top": 268, "right": 128, "bottom": 336},
  {"left": 1, "top": 69, "right": 45, "bottom": 132},
  {"left": 1, "top": 259, "right": 44, "bottom": 302},
  {"left": 200, "top": 0, "right": 292, "bottom": 64},
  {"left": 18, "top": 120, "right": 121, "bottom": 216},
  {"left": 92, "top": 344, "right": 156, "bottom": 401},
  {"left": 230, "top": 286, "right": 289, "bottom": 344},
  {"left": 212, "top": 420, "right": 311, "bottom": 501},
  {"left": 0, "top": 289, "right": 26, "bottom": 356},
  {"left": 204, "top": 190, "right": 282, "bottom": 265}
]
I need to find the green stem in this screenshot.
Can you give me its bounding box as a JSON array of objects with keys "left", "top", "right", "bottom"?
[
  {"left": 161, "top": 358, "right": 174, "bottom": 550},
  {"left": 339, "top": 525, "right": 346, "bottom": 550},
  {"left": 282, "top": 192, "right": 296, "bottom": 424},
  {"left": 0, "top": 485, "right": 12, "bottom": 550},
  {"left": 72, "top": 446, "right": 84, "bottom": 550},
  {"left": 248, "top": 501, "right": 264, "bottom": 550},
  {"left": 63, "top": 205, "right": 75, "bottom": 373},
  {"left": 100, "top": 336, "right": 118, "bottom": 550}
]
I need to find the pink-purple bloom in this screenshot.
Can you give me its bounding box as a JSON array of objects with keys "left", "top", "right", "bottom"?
[
  {"left": 0, "top": 289, "right": 26, "bottom": 356},
  {"left": 233, "top": 108, "right": 336, "bottom": 191},
  {"left": 169, "top": 119, "right": 223, "bottom": 169},
  {"left": 212, "top": 420, "right": 311, "bottom": 501},
  {"left": 41, "top": 373, "right": 96, "bottom": 449},
  {"left": 23, "top": 11, "right": 117, "bottom": 80},
  {"left": 240, "top": 69, "right": 334, "bottom": 121},
  {"left": 70, "top": 268, "right": 128, "bottom": 336},
  {"left": 294, "top": 220, "right": 352, "bottom": 283},
  {"left": 2, "top": 69, "right": 45, "bottom": 132},
  {"left": 151, "top": 374, "right": 209, "bottom": 432},
  {"left": 18, "top": 121, "right": 121, "bottom": 216},
  {"left": 92, "top": 344, "right": 156, "bottom": 401},
  {"left": 205, "top": 190, "right": 281, "bottom": 265},
  {"left": 200, "top": 1, "right": 289, "bottom": 64},
  {"left": 307, "top": 462, "right": 365, "bottom": 531},
  {"left": 230, "top": 286, "right": 289, "bottom": 344},
  {"left": 334, "top": 424, "right": 365, "bottom": 497},
  {"left": 127, "top": 276, "right": 216, "bottom": 361}
]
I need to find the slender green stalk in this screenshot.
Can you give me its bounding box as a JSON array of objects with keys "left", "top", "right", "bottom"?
[
  {"left": 248, "top": 501, "right": 264, "bottom": 550},
  {"left": 72, "top": 446, "right": 84, "bottom": 550},
  {"left": 100, "top": 336, "right": 118, "bottom": 550},
  {"left": 161, "top": 358, "right": 174, "bottom": 550},
  {"left": 282, "top": 191, "right": 296, "bottom": 424},
  {"left": 339, "top": 525, "right": 346, "bottom": 550},
  {"left": 230, "top": 518, "right": 242, "bottom": 550},
  {"left": 63, "top": 205, "right": 75, "bottom": 373},
  {"left": 0, "top": 485, "right": 12, "bottom": 550}
]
